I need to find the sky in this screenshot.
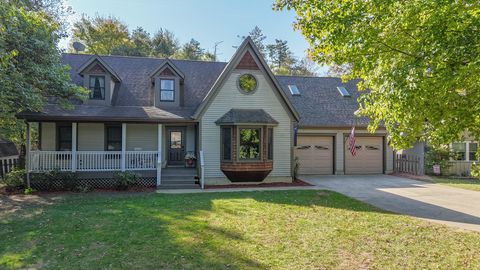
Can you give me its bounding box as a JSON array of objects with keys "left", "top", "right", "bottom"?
[{"left": 61, "top": 0, "right": 327, "bottom": 74}]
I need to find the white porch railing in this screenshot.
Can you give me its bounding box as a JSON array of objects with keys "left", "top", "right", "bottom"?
[
  {"left": 30, "top": 151, "right": 72, "bottom": 172},
  {"left": 77, "top": 151, "right": 122, "bottom": 171},
  {"left": 126, "top": 151, "right": 158, "bottom": 170},
  {"left": 29, "top": 151, "right": 159, "bottom": 172}
]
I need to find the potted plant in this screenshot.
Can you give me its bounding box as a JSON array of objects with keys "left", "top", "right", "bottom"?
[{"left": 184, "top": 152, "right": 197, "bottom": 167}]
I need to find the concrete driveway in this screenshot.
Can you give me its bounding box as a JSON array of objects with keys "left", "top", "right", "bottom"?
[{"left": 301, "top": 175, "right": 480, "bottom": 232}]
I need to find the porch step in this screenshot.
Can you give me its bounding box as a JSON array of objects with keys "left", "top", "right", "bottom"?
[
  {"left": 159, "top": 167, "right": 199, "bottom": 189},
  {"left": 161, "top": 167, "right": 197, "bottom": 177}
]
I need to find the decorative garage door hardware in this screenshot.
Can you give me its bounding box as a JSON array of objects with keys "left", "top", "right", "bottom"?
[
  {"left": 296, "top": 145, "right": 311, "bottom": 150},
  {"left": 315, "top": 145, "right": 329, "bottom": 150}
]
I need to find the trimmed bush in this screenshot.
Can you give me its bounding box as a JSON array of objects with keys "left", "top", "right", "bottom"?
[
  {"left": 32, "top": 170, "right": 78, "bottom": 191},
  {"left": 1, "top": 169, "right": 26, "bottom": 192},
  {"left": 114, "top": 171, "right": 138, "bottom": 190}
]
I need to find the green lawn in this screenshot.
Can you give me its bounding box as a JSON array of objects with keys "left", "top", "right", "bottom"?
[
  {"left": 431, "top": 177, "right": 480, "bottom": 192},
  {"left": 1, "top": 190, "right": 480, "bottom": 269}
]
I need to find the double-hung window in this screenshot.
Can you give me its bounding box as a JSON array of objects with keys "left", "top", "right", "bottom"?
[
  {"left": 106, "top": 126, "right": 122, "bottom": 151},
  {"left": 160, "top": 79, "right": 175, "bottom": 101},
  {"left": 89, "top": 75, "right": 105, "bottom": 100},
  {"left": 57, "top": 125, "right": 72, "bottom": 151}
]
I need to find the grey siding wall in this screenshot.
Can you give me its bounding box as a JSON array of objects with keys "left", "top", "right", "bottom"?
[
  {"left": 78, "top": 123, "right": 104, "bottom": 150},
  {"left": 186, "top": 125, "right": 196, "bottom": 153},
  {"left": 40, "top": 122, "right": 56, "bottom": 150},
  {"left": 200, "top": 70, "right": 293, "bottom": 179},
  {"left": 126, "top": 124, "right": 158, "bottom": 151}
]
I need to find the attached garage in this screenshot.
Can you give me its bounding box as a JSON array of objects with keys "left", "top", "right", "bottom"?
[
  {"left": 295, "top": 136, "right": 334, "bottom": 175},
  {"left": 345, "top": 136, "right": 383, "bottom": 174}
]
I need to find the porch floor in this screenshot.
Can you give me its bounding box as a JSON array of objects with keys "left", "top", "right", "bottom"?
[{"left": 159, "top": 167, "right": 199, "bottom": 189}]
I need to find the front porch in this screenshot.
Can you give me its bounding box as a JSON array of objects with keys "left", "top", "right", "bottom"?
[{"left": 25, "top": 121, "right": 204, "bottom": 189}]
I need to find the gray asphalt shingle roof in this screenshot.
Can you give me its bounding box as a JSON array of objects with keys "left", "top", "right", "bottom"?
[
  {"left": 19, "top": 53, "right": 368, "bottom": 127},
  {"left": 0, "top": 138, "right": 18, "bottom": 157},
  {"left": 276, "top": 76, "right": 369, "bottom": 127}
]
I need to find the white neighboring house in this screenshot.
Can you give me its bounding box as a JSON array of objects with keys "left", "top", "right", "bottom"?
[
  {"left": 0, "top": 138, "right": 19, "bottom": 178},
  {"left": 18, "top": 37, "right": 402, "bottom": 189}
]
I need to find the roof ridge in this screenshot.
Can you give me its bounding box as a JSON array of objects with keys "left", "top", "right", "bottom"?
[
  {"left": 275, "top": 74, "right": 343, "bottom": 79},
  {"left": 62, "top": 53, "right": 227, "bottom": 64}
]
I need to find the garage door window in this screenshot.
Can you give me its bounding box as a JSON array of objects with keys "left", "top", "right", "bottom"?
[{"left": 365, "top": 145, "right": 380, "bottom": 151}]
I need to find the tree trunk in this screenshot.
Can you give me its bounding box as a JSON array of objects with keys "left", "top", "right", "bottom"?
[{"left": 18, "top": 144, "right": 26, "bottom": 169}]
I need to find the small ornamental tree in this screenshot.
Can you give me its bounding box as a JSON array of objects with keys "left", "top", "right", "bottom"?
[{"left": 275, "top": 0, "right": 480, "bottom": 150}]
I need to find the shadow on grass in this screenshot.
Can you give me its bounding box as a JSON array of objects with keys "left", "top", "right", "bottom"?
[{"left": 0, "top": 190, "right": 395, "bottom": 269}]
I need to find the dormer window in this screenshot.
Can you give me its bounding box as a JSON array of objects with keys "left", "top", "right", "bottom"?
[
  {"left": 160, "top": 79, "right": 175, "bottom": 102},
  {"left": 89, "top": 75, "right": 105, "bottom": 100}
]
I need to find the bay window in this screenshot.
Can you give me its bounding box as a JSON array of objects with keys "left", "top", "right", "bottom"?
[
  {"left": 221, "top": 127, "right": 232, "bottom": 160},
  {"left": 238, "top": 128, "right": 261, "bottom": 160}
]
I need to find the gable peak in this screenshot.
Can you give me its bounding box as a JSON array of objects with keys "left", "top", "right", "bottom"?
[{"left": 235, "top": 51, "right": 260, "bottom": 70}]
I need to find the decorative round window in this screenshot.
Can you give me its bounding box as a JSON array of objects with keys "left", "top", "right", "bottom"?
[{"left": 238, "top": 74, "right": 257, "bottom": 94}]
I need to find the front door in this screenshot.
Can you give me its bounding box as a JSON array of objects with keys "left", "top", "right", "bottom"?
[{"left": 166, "top": 127, "right": 186, "bottom": 166}]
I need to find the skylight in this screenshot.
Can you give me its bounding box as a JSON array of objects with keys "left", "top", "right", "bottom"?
[
  {"left": 337, "top": 86, "right": 351, "bottom": 97},
  {"left": 288, "top": 85, "right": 300, "bottom": 96}
]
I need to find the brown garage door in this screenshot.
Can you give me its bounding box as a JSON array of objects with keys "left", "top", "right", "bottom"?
[
  {"left": 345, "top": 136, "right": 383, "bottom": 174},
  {"left": 295, "top": 136, "right": 334, "bottom": 175}
]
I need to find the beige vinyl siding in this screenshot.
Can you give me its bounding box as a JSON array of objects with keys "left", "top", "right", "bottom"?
[
  {"left": 40, "top": 122, "right": 56, "bottom": 150},
  {"left": 200, "top": 70, "right": 292, "bottom": 178},
  {"left": 126, "top": 124, "right": 158, "bottom": 151},
  {"left": 78, "top": 123, "right": 104, "bottom": 150}
]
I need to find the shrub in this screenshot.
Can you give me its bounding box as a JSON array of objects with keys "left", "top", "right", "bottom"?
[
  {"left": 424, "top": 146, "right": 453, "bottom": 175},
  {"left": 471, "top": 163, "right": 480, "bottom": 180},
  {"left": 33, "top": 170, "right": 77, "bottom": 191},
  {"left": 2, "top": 169, "right": 26, "bottom": 192},
  {"left": 114, "top": 171, "right": 138, "bottom": 190},
  {"left": 24, "top": 187, "right": 36, "bottom": 195}
]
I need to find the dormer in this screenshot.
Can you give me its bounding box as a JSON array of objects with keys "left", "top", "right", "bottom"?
[
  {"left": 150, "top": 59, "right": 185, "bottom": 108},
  {"left": 77, "top": 56, "right": 121, "bottom": 106}
]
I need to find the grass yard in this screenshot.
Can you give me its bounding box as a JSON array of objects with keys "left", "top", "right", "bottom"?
[
  {"left": 431, "top": 177, "right": 480, "bottom": 192},
  {"left": 1, "top": 190, "right": 480, "bottom": 270}
]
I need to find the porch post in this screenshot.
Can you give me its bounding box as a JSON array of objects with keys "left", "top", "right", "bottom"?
[
  {"left": 121, "top": 123, "right": 126, "bottom": 171},
  {"left": 157, "top": 124, "right": 163, "bottom": 186},
  {"left": 72, "top": 122, "right": 77, "bottom": 172},
  {"left": 25, "top": 121, "right": 31, "bottom": 188}
]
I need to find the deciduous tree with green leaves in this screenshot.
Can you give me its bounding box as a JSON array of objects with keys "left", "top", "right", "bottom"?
[
  {"left": 276, "top": 0, "right": 480, "bottom": 149},
  {"left": 72, "top": 15, "right": 130, "bottom": 55},
  {"left": 0, "top": 0, "right": 88, "bottom": 163}
]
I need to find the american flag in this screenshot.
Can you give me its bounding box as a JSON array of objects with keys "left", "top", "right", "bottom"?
[{"left": 348, "top": 126, "right": 356, "bottom": 156}]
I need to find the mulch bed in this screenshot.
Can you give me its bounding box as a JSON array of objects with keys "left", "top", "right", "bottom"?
[
  {"left": 0, "top": 186, "right": 156, "bottom": 196},
  {"left": 205, "top": 178, "right": 312, "bottom": 189}
]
